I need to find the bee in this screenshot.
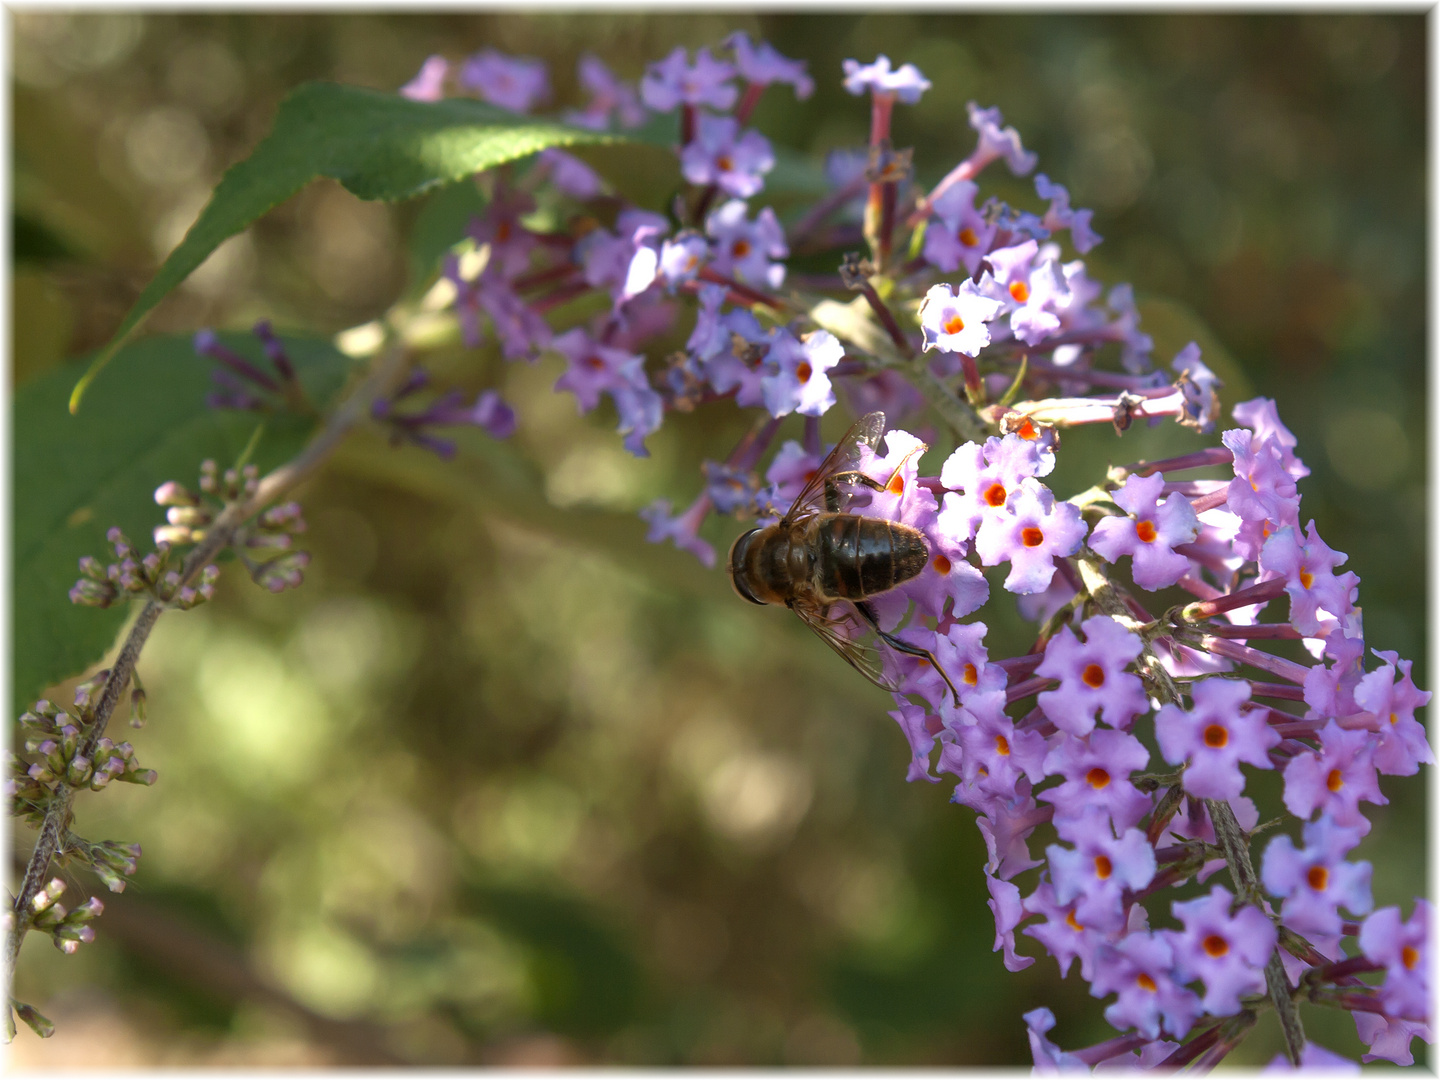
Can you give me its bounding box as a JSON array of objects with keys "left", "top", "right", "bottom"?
[{"left": 728, "top": 411, "right": 960, "bottom": 704}]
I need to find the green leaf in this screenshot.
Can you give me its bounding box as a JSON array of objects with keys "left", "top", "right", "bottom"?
[
  {"left": 406, "top": 178, "right": 488, "bottom": 291},
  {"left": 70, "top": 82, "right": 636, "bottom": 413},
  {"left": 15, "top": 333, "right": 353, "bottom": 714}
]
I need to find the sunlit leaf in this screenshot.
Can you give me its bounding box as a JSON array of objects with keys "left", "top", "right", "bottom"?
[{"left": 71, "top": 82, "right": 641, "bottom": 412}]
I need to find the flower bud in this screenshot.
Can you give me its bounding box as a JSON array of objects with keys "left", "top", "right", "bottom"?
[
  {"left": 27, "top": 762, "right": 56, "bottom": 785},
  {"left": 153, "top": 524, "right": 195, "bottom": 547},
  {"left": 68, "top": 579, "right": 117, "bottom": 607},
  {"left": 166, "top": 505, "right": 211, "bottom": 527},
  {"left": 245, "top": 533, "right": 292, "bottom": 550},
  {"left": 30, "top": 878, "right": 66, "bottom": 914},
  {"left": 65, "top": 756, "right": 94, "bottom": 787},
  {"left": 154, "top": 480, "right": 199, "bottom": 507},
  {"left": 14, "top": 1000, "right": 55, "bottom": 1039}
]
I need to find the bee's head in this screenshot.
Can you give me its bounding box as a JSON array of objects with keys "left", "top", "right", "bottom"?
[{"left": 727, "top": 527, "right": 766, "bottom": 605}]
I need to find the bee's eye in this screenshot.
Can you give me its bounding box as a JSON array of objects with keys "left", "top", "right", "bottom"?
[{"left": 728, "top": 529, "right": 767, "bottom": 605}]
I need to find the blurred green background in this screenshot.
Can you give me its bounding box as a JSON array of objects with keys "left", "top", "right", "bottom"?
[{"left": 10, "top": 12, "right": 1426, "bottom": 1067}]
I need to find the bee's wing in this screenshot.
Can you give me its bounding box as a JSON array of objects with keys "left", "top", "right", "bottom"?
[
  {"left": 780, "top": 411, "right": 888, "bottom": 526},
  {"left": 792, "top": 598, "right": 903, "bottom": 695}
]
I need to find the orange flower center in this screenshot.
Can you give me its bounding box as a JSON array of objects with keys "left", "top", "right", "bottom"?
[
  {"left": 1299, "top": 568, "right": 1314, "bottom": 590},
  {"left": 1009, "top": 280, "right": 1031, "bottom": 303},
  {"left": 1403, "top": 946, "right": 1420, "bottom": 970},
  {"left": 584, "top": 355, "right": 606, "bottom": 371},
  {"left": 1327, "top": 768, "right": 1344, "bottom": 792},
  {"left": 716, "top": 154, "right": 734, "bottom": 172},
  {"left": 1093, "top": 854, "right": 1113, "bottom": 880},
  {"left": 1136, "top": 973, "right": 1158, "bottom": 993},
  {"left": 1065, "top": 910, "right": 1084, "bottom": 931},
  {"left": 1307, "top": 866, "right": 1330, "bottom": 892},
  {"left": 1203, "top": 935, "right": 1230, "bottom": 958},
  {"left": 887, "top": 473, "right": 905, "bottom": 495},
  {"left": 1087, "top": 767, "right": 1111, "bottom": 790},
  {"left": 933, "top": 554, "right": 952, "bottom": 575},
  {"left": 984, "top": 483, "right": 1008, "bottom": 507},
  {"left": 732, "top": 239, "right": 752, "bottom": 258},
  {"left": 1082, "top": 664, "right": 1106, "bottom": 689},
  {"left": 944, "top": 314, "right": 965, "bottom": 335},
  {"left": 1203, "top": 724, "right": 1229, "bottom": 749},
  {"left": 962, "top": 663, "right": 978, "bottom": 686},
  {"left": 995, "top": 735, "right": 1010, "bottom": 756},
  {"left": 958, "top": 226, "right": 979, "bottom": 247},
  {"left": 1015, "top": 418, "right": 1039, "bottom": 440},
  {"left": 1021, "top": 526, "right": 1045, "bottom": 548},
  {"left": 795, "top": 361, "right": 813, "bottom": 383},
  {"left": 1136, "top": 519, "right": 1157, "bottom": 543}
]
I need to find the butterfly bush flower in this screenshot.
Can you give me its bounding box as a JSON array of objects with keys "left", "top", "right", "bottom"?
[
  {"left": 1261, "top": 818, "right": 1373, "bottom": 938},
  {"left": 567, "top": 53, "right": 645, "bottom": 130},
  {"left": 1034, "top": 173, "right": 1102, "bottom": 254},
  {"left": 973, "top": 477, "right": 1086, "bottom": 594},
  {"left": 759, "top": 329, "right": 842, "bottom": 418},
  {"left": 1036, "top": 616, "right": 1149, "bottom": 736},
  {"left": 1281, "top": 719, "right": 1386, "bottom": 832},
  {"left": 1168, "top": 885, "right": 1276, "bottom": 1015},
  {"left": 727, "top": 31, "right": 814, "bottom": 100},
  {"left": 1353, "top": 650, "right": 1433, "bottom": 775},
  {"left": 919, "top": 280, "right": 1006, "bottom": 357},
  {"left": 1155, "top": 678, "right": 1277, "bottom": 800},
  {"left": 1260, "top": 521, "right": 1355, "bottom": 637},
  {"left": 1359, "top": 902, "right": 1430, "bottom": 1021},
  {"left": 458, "top": 48, "right": 550, "bottom": 113},
  {"left": 1089, "top": 472, "right": 1200, "bottom": 590},
  {"left": 706, "top": 199, "right": 788, "bottom": 288},
  {"left": 679, "top": 113, "right": 775, "bottom": 197},
  {"left": 842, "top": 54, "right": 931, "bottom": 104},
  {"left": 641, "top": 46, "right": 737, "bottom": 112},
  {"left": 400, "top": 55, "right": 449, "bottom": 101},
  {"left": 387, "top": 45, "right": 1430, "bottom": 1069}
]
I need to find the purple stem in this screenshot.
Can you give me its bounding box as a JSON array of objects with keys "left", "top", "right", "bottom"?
[
  {"left": 1201, "top": 636, "right": 1311, "bottom": 684},
  {"left": 1184, "top": 578, "right": 1287, "bottom": 619},
  {"left": 1124, "top": 445, "right": 1236, "bottom": 477}
]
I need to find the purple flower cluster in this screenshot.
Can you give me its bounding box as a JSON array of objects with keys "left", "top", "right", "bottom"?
[
  {"left": 383, "top": 38, "right": 1428, "bottom": 1068},
  {"left": 859, "top": 398, "right": 1430, "bottom": 1067}
]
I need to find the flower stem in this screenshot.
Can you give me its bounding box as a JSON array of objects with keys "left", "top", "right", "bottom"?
[
  {"left": 4, "top": 336, "right": 414, "bottom": 998},
  {"left": 1206, "top": 797, "right": 1306, "bottom": 1065}
]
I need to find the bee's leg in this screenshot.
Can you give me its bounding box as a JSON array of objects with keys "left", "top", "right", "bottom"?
[
  {"left": 878, "top": 444, "right": 927, "bottom": 495},
  {"left": 854, "top": 601, "right": 962, "bottom": 707},
  {"left": 824, "top": 470, "right": 886, "bottom": 512},
  {"left": 823, "top": 444, "right": 928, "bottom": 512}
]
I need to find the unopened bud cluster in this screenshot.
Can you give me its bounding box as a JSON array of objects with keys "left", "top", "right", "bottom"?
[
  {"left": 69, "top": 525, "right": 219, "bottom": 611},
  {"left": 8, "top": 682, "right": 158, "bottom": 823},
  {"left": 157, "top": 460, "right": 311, "bottom": 594},
  {"left": 26, "top": 878, "right": 104, "bottom": 955},
  {"left": 60, "top": 835, "right": 144, "bottom": 895}
]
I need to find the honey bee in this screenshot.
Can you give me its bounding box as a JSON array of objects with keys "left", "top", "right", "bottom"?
[{"left": 728, "top": 411, "right": 960, "bottom": 704}]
